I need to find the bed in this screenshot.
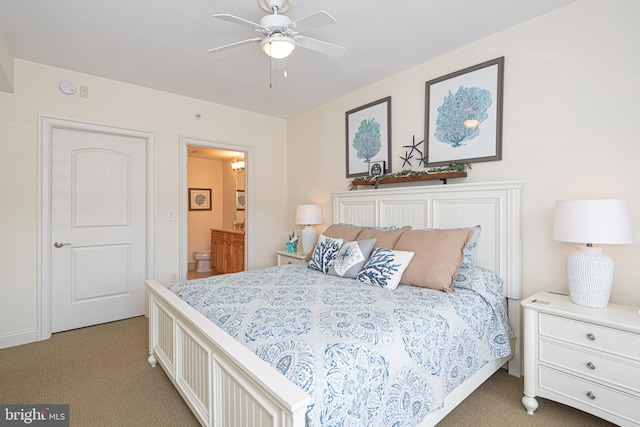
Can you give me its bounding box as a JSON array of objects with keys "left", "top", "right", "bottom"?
[{"left": 146, "top": 180, "right": 523, "bottom": 427}]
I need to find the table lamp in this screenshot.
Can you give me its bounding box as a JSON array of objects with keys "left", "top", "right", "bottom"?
[
  {"left": 295, "top": 204, "right": 322, "bottom": 253},
  {"left": 552, "top": 199, "right": 633, "bottom": 308}
]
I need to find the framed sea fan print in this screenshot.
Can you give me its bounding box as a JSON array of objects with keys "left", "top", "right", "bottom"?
[
  {"left": 425, "top": 57, "right": 504, "bottom": 166},
  {"left": 189, "top": 188, "right": 211, "bottom": 211},
  {"left": 345, "top": 96, "right": 392, "bottom": 178}
]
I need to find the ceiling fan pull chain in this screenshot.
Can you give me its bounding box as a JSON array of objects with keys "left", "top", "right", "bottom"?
[{"left": 269, "top": 46, "right": 273, "bottom": 88}]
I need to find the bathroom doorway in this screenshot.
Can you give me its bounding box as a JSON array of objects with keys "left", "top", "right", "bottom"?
[{"left": 180, "top": 136, "right": 249, "bottom": 282}]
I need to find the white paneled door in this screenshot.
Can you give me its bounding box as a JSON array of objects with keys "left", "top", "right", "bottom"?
[{"left": 50, "top": 127, "right": 147, "bottom": 333}]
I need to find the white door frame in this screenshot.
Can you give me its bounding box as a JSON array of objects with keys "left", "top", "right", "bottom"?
[
  {"left": 179, "top": 135, "right": 253, "bottom": 280},
  {"left": 38, "top": 115, "right": 157, "bottom": 340}
]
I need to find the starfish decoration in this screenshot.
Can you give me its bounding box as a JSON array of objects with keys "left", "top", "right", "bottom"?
[
  {"left": 416, "top": 152, "right": 428, "bottom": 167},
  {"left": 399, "top": 151, "right": 414, "bottom": 167},
  {"left": 400, "top": 135, "right": 427, "bottom": 168},
  {"left": 403, "top": 135, "right": 424, "bottom": 158}
]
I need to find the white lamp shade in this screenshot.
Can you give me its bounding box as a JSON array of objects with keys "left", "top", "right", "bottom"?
[
  {"left": 295, "top": 205, "right": 322, "bottom": 225},
  {"left": 552, "top": 198, "right": 633, "bottom": 308},
  {"left": 552, "top": 199, "right": 633, "bottom": 244}
]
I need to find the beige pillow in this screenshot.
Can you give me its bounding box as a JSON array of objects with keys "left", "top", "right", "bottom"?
[
  {"left": 357, "top": 225, "right": 411, "bottom": 249},
  {"left": 304, "top": 224, "right": 363, "bottom": 261},
  {"left": 394, "top": 228, "right": 473, "bottom": 292}
]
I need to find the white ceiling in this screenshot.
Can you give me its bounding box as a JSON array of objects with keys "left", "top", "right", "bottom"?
[{"left": 0, "top": 0, "right": 576, "bottom": 118}]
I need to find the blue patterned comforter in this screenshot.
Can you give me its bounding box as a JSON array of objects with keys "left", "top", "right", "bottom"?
[{"left": 170, "top": 264, "right": 512, "bottom": 426}]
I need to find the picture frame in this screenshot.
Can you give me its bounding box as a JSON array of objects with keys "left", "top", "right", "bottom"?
[
  {"left": 345, "top": 96, "right": 392, "bottom": 178},
  {"left": 369, "top": 160, "right": 385, "bottom": 176},
  {"left": 188, "top": 188, "right": 211, "bottom": 211},
  {"left": 424, "top": 57, "right": 504, "bottom": 166},
  {"left": 236, "top": 190, "right": 245, "bottom": 210}
]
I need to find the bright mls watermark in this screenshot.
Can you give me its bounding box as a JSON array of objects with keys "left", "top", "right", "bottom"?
[{"left": 0, "top": 405, "right": 69, "bottom": 426}]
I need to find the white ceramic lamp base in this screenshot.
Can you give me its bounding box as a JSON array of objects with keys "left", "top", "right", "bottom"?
[
  {"left": 566, "top": 246, "right": 614, "bottom": 308},
  {"left": 300, "top": 225, "right": 317, "bottom": 253}
]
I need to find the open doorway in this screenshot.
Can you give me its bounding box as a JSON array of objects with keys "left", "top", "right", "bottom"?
[{"left": 180, "top": 136, "right": 249, "bottom": 282}]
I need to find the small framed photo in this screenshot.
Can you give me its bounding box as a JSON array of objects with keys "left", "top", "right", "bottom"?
[
  {"left": 369, "top": 161, "right": 385, "bottom": 176},
  {"left": 189, "top": 188, "right": 211, "bottom": 211}
]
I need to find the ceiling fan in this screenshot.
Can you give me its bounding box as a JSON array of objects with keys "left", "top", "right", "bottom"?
[{"left": 207, "top": 0, "right": 346, "bottom": 60}]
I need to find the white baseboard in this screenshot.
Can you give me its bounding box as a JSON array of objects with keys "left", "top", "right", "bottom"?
[{"left": 0, "top": 329, "right": 38, "bottom": 349}]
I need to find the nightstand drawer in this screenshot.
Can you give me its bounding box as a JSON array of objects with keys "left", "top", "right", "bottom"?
[
  {"left": 540, "top": 339, "right": 640, "bottom": 392},
  {"left": 539, "top": 367, "right": 640, "bottom": 423},
  {"left": 276, "top": 251, "right": 308, "bottom": 266},
  {"left": 540, "top": 313, "right": 640, "bottom": 360}
]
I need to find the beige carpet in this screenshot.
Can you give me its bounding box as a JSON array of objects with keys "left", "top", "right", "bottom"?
[{"left": 0, "top": 317, "right": 616, "bottom": 426}]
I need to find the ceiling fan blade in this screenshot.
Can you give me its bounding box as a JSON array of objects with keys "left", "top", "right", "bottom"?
[
  {"left": 291, "top": 11, "right": 337, "bottom": 33},
  {"left": 213, "top": 14, "right": 268, "bottom": 33},
  {"left": 207, "top": 38, "right": 262, "bottom": 54},
  {"left": 296, "top": 36, "right": 346, "bottom": 58}
]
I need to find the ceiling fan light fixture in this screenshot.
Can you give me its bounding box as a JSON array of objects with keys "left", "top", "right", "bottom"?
[{"left": 261, "top": 35, "right": 296, "bottom": 58}]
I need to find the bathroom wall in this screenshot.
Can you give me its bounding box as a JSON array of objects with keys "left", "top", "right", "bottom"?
[{"left": 187, "top": 157, "right": 223, "bottom": 264}]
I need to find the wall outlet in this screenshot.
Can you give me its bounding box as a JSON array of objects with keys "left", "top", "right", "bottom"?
[{"left": 170, "top": 271, "right": 179, "bottom": 282}]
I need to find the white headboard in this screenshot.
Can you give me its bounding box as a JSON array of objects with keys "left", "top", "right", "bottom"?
[
  {"left": 333, "top": 180, "right": 523, "bottom": 376},
  {"left": 332, "top": 181, "right": 523, "bottom": 300}
]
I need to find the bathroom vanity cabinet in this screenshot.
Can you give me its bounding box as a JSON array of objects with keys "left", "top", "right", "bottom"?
[{"left": 210, "top": 229, "right": 245, "bottom": 274}]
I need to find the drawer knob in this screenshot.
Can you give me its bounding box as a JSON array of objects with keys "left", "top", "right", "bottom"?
[
  {"left": 586, "top": 362, "right": 596, "bottom": 370},
  {"left": 586, "top": 391, "right": 596, "bottom": 400},
  {"left": 586, "top": 333, "right": 595, "bottom": 341}
]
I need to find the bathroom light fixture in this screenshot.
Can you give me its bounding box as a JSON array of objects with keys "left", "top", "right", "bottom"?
[
  {"left": 295, "top": 204, "right": 322, "bottom": 253},
  {"left": 231, "top": 161, "right": 245, "bottom": 171},
  {"left": 552, "top": 199, "right": 633, "bottom": 308},
  {"left": 261, "top": 34, "right": 296, "bottom": 59}
]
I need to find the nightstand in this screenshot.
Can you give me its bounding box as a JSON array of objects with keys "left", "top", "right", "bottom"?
[
  {"left": 521, "top": 291, "right": 640, "bottom": 426},
  {"left": 276, "top": 250, "right": 307, "bottom": 266}
]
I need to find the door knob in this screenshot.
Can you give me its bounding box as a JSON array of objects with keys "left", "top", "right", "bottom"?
[{"left": 53, "top": 242, "right": 72, "bottom": 248}]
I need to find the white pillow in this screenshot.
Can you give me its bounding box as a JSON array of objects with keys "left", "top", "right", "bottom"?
[
  {"left": 308, "top": 235, "right": 344, "bottom": 274},
  {"left": 328, "top": 238, "right": 376, "bottom": 278},
  {"left": 356, "top": 248, "right": 415, "bottom": 291}
]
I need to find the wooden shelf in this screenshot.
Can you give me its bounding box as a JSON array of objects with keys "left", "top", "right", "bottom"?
[{"left": 351, "top": 171, "right": 467, "bottom": 187}]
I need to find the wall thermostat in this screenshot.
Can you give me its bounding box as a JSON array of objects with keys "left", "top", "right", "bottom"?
[{"left": 59, "top": 81, "right": 77, "bottom": 95}]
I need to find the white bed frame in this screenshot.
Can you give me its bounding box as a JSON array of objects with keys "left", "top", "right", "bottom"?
[{"left": 146, "top": 180, "right": 523, "bottom": 427}]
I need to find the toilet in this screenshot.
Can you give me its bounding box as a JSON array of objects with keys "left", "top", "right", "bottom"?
[{"left": 194, "top": 250, "right": 212, "bottom": 273}]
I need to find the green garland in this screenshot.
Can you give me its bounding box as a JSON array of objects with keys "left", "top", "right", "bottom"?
[{"left": 349, "top": 162, "right": 471, "bottom": 190}]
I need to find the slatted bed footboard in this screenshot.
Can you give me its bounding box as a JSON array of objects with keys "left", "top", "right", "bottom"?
[{"left": 147, "top": 279, "right": 310, "bottom": 427}]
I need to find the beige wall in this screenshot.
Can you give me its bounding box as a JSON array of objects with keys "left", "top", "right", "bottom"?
[
  {"left": 0, "top": 60, "right": 288, "bottom": 343},
  {"left": 187, "top": 157, "right": 224, "bottom": 262},
  {"left": 287, "top": 0, "right": 640, "bottom": 306}
]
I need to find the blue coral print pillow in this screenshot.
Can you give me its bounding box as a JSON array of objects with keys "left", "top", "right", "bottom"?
[
  {"left": 328, "top": 238, "right": 376, "bottom": 278},
  {"left": 308, "top": 235, "right": 343, "bottom": 274},
  {"left": 356, "top": 248, "right": 415, "bottom": 291}
]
